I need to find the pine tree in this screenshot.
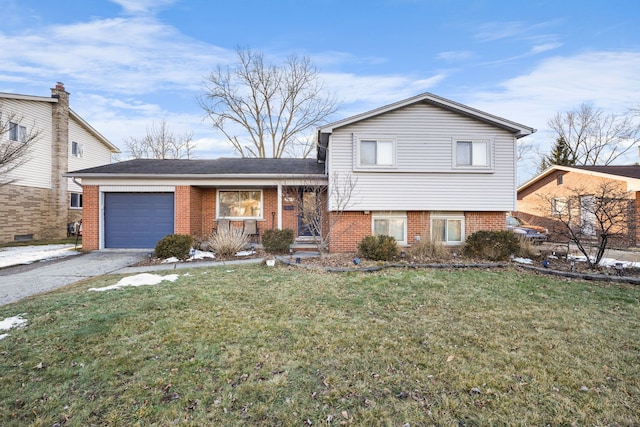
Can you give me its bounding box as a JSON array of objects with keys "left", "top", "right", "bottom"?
[{"left": 538, "top": 136, "right": 574, "bottom": 172}]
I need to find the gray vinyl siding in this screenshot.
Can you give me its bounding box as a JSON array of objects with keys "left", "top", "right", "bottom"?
[{"left": 328, "top": 102, "right": 517, "bottom": 211}]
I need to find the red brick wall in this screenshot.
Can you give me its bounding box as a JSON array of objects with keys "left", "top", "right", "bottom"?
[
  {"left": 328, "top": 210, "right": 508, "bottom": 253},
  {"left": 174, "top": 186, "right": 191, "bottom": 235},
  {"left": 465, "top": 211, "right": 505, "bottom": 235},
  {"left": 82, "top": 185, "right": 99, "bottom": 250}
]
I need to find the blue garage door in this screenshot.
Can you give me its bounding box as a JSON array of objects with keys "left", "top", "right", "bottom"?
[{"left": 104, "top": 193, "right": 174, "bottom": 248}]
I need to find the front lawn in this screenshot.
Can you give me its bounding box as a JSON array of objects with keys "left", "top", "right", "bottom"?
[{"left": 0, "top": 265, "right": 638, "bottom": 425}]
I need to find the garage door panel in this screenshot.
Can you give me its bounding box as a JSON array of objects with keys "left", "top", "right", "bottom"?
[{"left": 104, "top": 193, "right": 174, "bottom": 248}]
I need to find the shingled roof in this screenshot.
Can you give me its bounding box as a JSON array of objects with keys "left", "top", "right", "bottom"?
[
  {"left": 569, "top": 165, "right": 640, "bottom": 180},
  {"left": 67, "top": 157, "right": 325, "bottom": 177}
]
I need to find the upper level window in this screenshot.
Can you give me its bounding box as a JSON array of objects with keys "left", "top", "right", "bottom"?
[
  {"left": 70, "top": 193, "right": 83, "bottom": 209},
  {"left": 557, "top": 174, "right": 564, "bottom": 185},
  {"left": 455, "top": 140, "right": 489, "bottom": 168},
  {"left": 71, "top": 141, "right": 84, "bottom": 158},
  {"left": 218, "top": 190, "right": 262, "bottom": 219},
  {"left": 9, "top": 122, "right": 26, "bottom": 142},
  {"left": 358, "top": 138, "right": 396, "bottom": 168}
]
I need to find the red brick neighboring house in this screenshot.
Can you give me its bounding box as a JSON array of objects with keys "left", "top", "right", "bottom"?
[
  {"left": 517, "top": 165, "right": 640, "bottom": 245},
  {"left": 0, "top": 83, "right": 119, "bottom": 243},
  {"left": 67, "top": 92, "right": 535, "bottom": 252}
]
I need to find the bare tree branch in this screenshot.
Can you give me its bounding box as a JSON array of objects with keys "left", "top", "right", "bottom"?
[
  {"left": 125, "top": 119, "right": 196, "bottom": 159},
  {"left": 547, "top": 103, "right": 640, "bottom": 166},
  {"left": 200, "top": 48, "right": 338, "bottom": 158},
  {"left": 0, "top": 104, "right": 42, "bottom": 186},
  {"left": 536, "top": 180, "right": 632, "bottom": 268},
  {"left": 287, "top": 171, "right": 358, "bottom": 256}
]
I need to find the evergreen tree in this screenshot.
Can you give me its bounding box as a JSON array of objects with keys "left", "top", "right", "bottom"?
[{"left": 538, "top": 136, "right": 574, "bottom": 172}]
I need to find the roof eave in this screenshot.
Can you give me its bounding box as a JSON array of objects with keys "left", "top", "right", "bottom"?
[
  {"left": 319, "top": 92, "right": 536, "bottom": 137},
  {"left": 69, "top": 110, "right": 120, "bottom": 153},
  {"left": 64, "top": 172, "right": 329, "bottom": 180}
]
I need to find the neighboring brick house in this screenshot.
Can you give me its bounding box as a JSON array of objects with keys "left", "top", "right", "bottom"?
[
  {"left": 67, "top": 92, "right": 535, "bottom": 252},
  {"left": 0, "top": 83, "right": 119, "bottom": 243},
  {"left": 516, "top": 165, "right": 640, "bottom": 245}
]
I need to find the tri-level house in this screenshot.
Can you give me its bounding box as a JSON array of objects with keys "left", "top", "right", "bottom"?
[
  {"left": 0, "top": 83, "right": 119, "bottom": 244},
  {"left": 67, "top": 93, "right": 534, "bottom": 252}
]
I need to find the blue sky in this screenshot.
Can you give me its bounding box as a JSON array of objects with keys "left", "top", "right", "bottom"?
[{"left": 1, "top": 0, "right": 639, "bottom": 183}]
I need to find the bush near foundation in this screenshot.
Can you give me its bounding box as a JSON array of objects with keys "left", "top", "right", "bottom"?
[
  {"left": 155, "top": 234, "right": 193, "bottom": 260},
  {"left": 207, "top": 227, "right": 249, "bottom": 257},
  {"left": 261, "top": 229, "right": 294, "bottom": 254},
  {"left": 358, "top": 235, "right": 399, "bottom": 261},
  {"left": 462, "top": 230, "right": 520, "bottom": 261}
]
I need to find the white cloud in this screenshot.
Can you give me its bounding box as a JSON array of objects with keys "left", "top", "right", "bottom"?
[
  {"left": 109, "top": 0, "right": 179, "bottom": 15},
  {"left": 322, "top": 72, "right": 447, "bottom": 110},
  {"left": 465, "top": 50, "right": 640, "bottom": 183},
  {"left": 0, "top": 17, "right": 231, "bottom": 94}
]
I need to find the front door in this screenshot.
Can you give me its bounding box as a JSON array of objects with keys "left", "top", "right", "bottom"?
[{"left": 298, "top": 189, "right": 319, "bottom": 238}]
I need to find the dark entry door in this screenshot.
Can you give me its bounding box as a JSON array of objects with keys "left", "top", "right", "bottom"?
[{"left": 297, "top": 189, "right": 319, "bottom": 238}]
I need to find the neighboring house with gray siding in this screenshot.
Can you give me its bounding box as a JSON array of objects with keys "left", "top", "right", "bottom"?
[
  {"left": 67, "top": 92, "right": 534, "bottom": 252},
  {"left": 0, "top": 83, "right": 119, "bottom": 244}
]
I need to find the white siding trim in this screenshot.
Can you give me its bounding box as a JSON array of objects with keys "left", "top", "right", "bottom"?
[{"left": 100, "top": 185, "right": 175, "bottom": 192}]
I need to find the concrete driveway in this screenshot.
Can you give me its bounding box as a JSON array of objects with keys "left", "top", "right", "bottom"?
[{"left": 0, "top": 250, "right": 148, "bottom": 306}]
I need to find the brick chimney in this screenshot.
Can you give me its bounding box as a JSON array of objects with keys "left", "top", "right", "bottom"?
[{"left": 48, "top": 82, "right": 70, "bottom": 239}]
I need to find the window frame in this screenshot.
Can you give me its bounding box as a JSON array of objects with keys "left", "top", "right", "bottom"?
[
  {"left": 552, "top": 197, "right": 567, "bottom": 215},
  {"left": 431, "top": 212, "right": 465, "bottom": 245},
  {"left": 71, "top": 141, "right": 84, "bottom": 158},
  {"left": 217, "top": 189, "right": 263, "bottom": 220},
  {"left": 371, "top": 212, "right": 407, "bottom": 245},
  {"left": 355, "top": 136, "right": 397, "bottom": 170},
  {"left": 452, "top": 139, "right": 492, "bottom": 170},
  {"left": 9, "top": 122, "right": 26, "bottom": 142},
  {"left": 70, "top": 192, "right": 83, "bottom": 209}
]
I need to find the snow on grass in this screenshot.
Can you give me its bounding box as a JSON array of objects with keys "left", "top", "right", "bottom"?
[
  {"left": 0, "top": 244, "right": 80, "bottom": 268},
  {"left": 88, "top": 273, "right": 180, "bottom": 292},
  {"left": 0, "top": 314, "right": 27, "bottom": 340}
]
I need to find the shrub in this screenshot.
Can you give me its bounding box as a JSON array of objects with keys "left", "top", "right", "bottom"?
[
  {"left": 207, "top": 227, "right": 249, "bottom": 258},
  {"left": 409, "top": 239, "right": 450, "bottom": 262},
  {"left": 154, "top": 234, "right": 193, "bottom": 260},
  {"left": 261, "top": 229, "right": 294, "bottom": 254},
  {"left": 462, "top": 230, "right": 520, "bottom": 261},
  {"left": 358, "top": 235, "right": 399, "bottom": 261}
]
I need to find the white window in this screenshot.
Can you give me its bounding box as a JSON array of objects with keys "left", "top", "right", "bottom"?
[
  {"left": 431, "top": 212, "right": 464, "bottom": 245},
  {"left": 455, "top": 140, "right": 489, "bottom": 167},
  {"left": 9, "top": 122, "right": 26, "bottom": 142},
  {"left": 552, "top": 197, "right": 567, "bottom": 215},
  {"left": 218, "top": 190, "right": 262, "bottom": 219},
  {"left": 372, "top": 212, "right": 407, "bottom": 245},
  {"left": 70, "top": 193, "right": 83, "bottom": 209},
  {"left": 71, "top": 141, "right": 84, "bottom": 158},
  {"left": 358, "top": 138, "right": 396, "bottom": 167}
]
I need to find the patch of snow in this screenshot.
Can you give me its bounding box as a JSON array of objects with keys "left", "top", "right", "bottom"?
[
  {"left": 190, "top": 250, "right": 215, "bottom": 260},
  {"left": 236, "top": 250, "right": 254, "bottom": 257},
  {"left": 513, "top": 257, "right": 533, "bottom": 264},
  {"left": 0, "top": 315, "right": 28, "bottom": 340},
  {"left": 88, "top": 273, "right": 180, "bottom": 292},
  {"left": 0, "top": 245, "right": 80, "bottom": 268},
  {"left": 161, "top": 257, "right": 180, "bottom": 264}
]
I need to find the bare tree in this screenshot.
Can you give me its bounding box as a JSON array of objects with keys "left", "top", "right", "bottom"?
[
  {"left": 125, "top": 120, "right": 196, "bottom": 159},
  {"left": 0, "top": 105, "right": 41, "bottom": 186},
  {"left": 200, "top": 48, "right": 338, "bottom": 158},
  {"left": 287, "top": 172, "right": 358, "bottom": 256},
  {"left": 539, "top": 180, "right": 633, "bottom": 269},
  {"left": 547, "top": 103, "right": 640, "bottom": 166}
]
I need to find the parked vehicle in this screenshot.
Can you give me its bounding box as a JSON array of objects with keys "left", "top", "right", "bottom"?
[{"left": 507, "top": 215, "right": 549, "bottom": 243}]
